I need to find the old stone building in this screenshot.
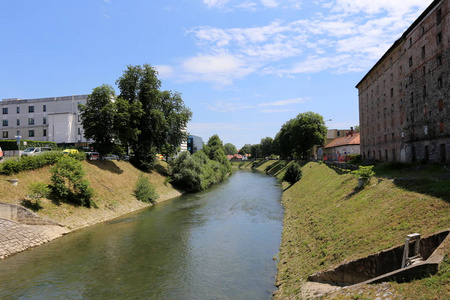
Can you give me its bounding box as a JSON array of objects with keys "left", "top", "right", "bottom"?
[{"left": 356, "top": 0, "right": 449, "bottom": 163}]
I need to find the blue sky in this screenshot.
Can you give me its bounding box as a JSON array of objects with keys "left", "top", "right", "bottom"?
[{"left": 1, "top": 0, "right": 432, "bottom": 148}]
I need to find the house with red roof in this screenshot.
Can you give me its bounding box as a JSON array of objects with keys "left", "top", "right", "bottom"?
[{"left": 323, "top": 132, "right": 360, "bottom": 162}]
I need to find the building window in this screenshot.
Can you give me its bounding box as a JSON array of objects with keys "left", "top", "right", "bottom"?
[
  {"left": 43, "top": 117, "right": 47, "bottom": 125},
  {"left": 424, "top": 105, "right": 428, "bottom": 116},
  {"left": 438, "top": 99, "right": 444, "bottom": 111},
  {"left": 17, "top": 119, "right": 20, "bottom": 126},
  {"left": 399, "top": 66, "right": 402, "bottom": 74},
  {"left": 2, "top": 120, "right": 8, "bottom": 126},
  {"left": 28, "top": 106, "right": 34, "bottom": 113},
  {"left": 439, "top": 121, "right": 445, "bottom": 133},
  {"left": 2, "top": 108, "right": 8, "bottom": 114},
  {"left": 438, "top": 77, "right": 443, "bottom": 88},
  {"left": 422, "top": 46, "right": 425, "bottom": 58},
  {"left": 78, "top": 127, "right": 81, "bottom": 135},
  {"left": 409, "top": 38, "right": 412, "bottom": 47},
  {"left": 28, "top": 118, "right": 34, "bottom": 125},
  {"left": 409, "top": 75, "right": 413, "bottom": 84},
  {"left": 43, "top": 104, "right": 46, "bottom": 112},
  {"left": 409, "top": 57, "right": 413, "bottom": 67},
  {"left": 16, "top": 107, "right": 20, "bottom": 114},
  {"left": 2, "top": 131, "right": 8, "bottom": 138},
  {"left": 421, "top": 26, "right": 425, "bottom": 35},
  {"left": 423, "top": 66, "right": 426, "bottom": 76},
  {"left": 437, "top": 56, "right": 442, "bottom": 66},
  {"left": 17, "top": 130, "right": 20, "bottom": 136},
  {"left": 390, "top": 88, "right": 394, "bottom": 97},
  {"left": 423, "top": 85, "right": 427, "bottom": 98},
  {"left": 43, "top": 129, "right": 47, "bottom": 137},
  {"left": 29, "top": 130, "right": 34, "bottom": 138},
  {"left": 411, "top": 92, "right": 414, "bottom": 104},
  {"left": 437, "top": 8, "right": 442, "bottom": 25},
  {"left": 437, "top": 32, "right": 442, "bottom": 45}
]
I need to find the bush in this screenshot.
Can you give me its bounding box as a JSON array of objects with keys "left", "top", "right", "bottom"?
[
  {"left": 0, "top": 151, "right": 64, "bottom": 175},
  {"left": 50, "top": 156, "right": 94, "bottom": 207},
  {"left": 347, "top": 154, "right": 362, "bottom": 164},
  {"left": 352, "top": 165, "right": 375, "bottom": 187},
  {"left": 27, "top": 182, "right": 50, "bottom": 200},
  {"left": 134, "top": 173, "right": 159, "bottom": 204},
  {"left": 283, "top": 163, "right": 302, "bottom": 184}
]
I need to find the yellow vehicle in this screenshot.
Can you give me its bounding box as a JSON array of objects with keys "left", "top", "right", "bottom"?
[{"left": 62, "top": 149, "right": 79, "bottom": 155}]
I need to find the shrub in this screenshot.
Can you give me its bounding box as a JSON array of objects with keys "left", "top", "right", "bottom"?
[
  {"left": 352, "top": 165, "right": 375, "bottom": 187},
  {"left": 0, "top": 151, "right": 63, "bottom": 175},
  {"left": 283, "top": 163, "right": 303, "bottom": 184},
  {"left": 134, "top": 173, "right": 159, "bottom": 204},
  {"left": 50, "top": 156, "right": 94, "bottom": 207},
  {"left": 27, "top": 182, "right": 50, "bottom": 200}
]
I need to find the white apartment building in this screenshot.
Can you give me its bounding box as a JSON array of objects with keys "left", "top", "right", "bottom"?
[{"left": 1, "top": 95, "right": 88, "bottom": 144}]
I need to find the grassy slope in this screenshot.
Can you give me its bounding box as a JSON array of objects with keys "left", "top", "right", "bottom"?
[
  {"left": 241, "top": 160, "right": 450, "bottom": 299},
  {"left": 0, "top": 160, "right": 182, "bottom": 229}
]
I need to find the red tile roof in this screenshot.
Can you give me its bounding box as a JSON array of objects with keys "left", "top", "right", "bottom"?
[{"left": 324, "top": 132, "right": 360, "bottom": 149}]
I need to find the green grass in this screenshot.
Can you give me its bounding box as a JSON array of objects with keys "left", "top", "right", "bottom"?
[{"left": 273, "top": 162, "right": 450, "bottom": 299}]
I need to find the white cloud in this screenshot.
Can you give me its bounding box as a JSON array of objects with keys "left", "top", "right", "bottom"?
[
  {"left": 260, "top": 108, "right": 296, "bottom": 113},
  {"left": 259, "top": 97, "right": 308, "bottom": 107},
  {"left": 261, "top": 0, "right": 278, "bottom": 8},
  {"left": 154, "top": 65, "right": 175, "bottom": 79},
  {"left": 170, "top": 0, "right": 434, "bottom": 85},
  {"left": 207, "top": 100, "right": 255, "bottom": 113}
]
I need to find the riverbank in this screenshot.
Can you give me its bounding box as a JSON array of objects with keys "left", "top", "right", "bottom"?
[
  {"left": 0, "top": 160, "right": 183, "bottom": 258},
  {"left": 239, "top": 160, "right": 450, "bottom": 299}
]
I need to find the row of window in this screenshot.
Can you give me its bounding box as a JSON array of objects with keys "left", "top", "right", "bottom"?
[
  {"left": 2, "top": 117, "right": 47, "bottom": 127},
  {"left": 2, "top": 129, "right": 47, "bottom": 139},
  {"left": 2, "top": 105, "right": 47, "bottom": 115}
]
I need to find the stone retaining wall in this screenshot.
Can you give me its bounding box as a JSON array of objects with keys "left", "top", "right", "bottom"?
[{"left": 0, "top": 202, "right": 61, "bottom": 226}]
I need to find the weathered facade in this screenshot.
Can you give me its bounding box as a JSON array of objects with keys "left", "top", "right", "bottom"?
[{"left": 356, "top": 0, "right": 450, "bottom": 163}]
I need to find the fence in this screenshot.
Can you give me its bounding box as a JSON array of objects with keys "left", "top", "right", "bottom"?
[{"left": 324, "top": 161, "right": 359, "bottom": 171}]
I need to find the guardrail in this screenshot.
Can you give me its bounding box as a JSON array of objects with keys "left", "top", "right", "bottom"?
[{"left": 324, "top": 161, "right": 359, "bottom": 171}]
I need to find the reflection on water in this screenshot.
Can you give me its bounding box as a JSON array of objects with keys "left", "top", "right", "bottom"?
[{"left": 0, "top": 170, "right": 283, "bottom": 299}]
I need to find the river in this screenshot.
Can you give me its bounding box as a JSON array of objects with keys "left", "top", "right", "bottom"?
[{"left": 0, "top": 170, "right": 284, "bottom": 300}]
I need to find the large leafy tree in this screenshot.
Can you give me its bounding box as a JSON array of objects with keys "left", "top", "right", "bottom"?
[
  {"left": 224, "top": 143, "right": 237, "bottom": 155},
  {"left": 250, "top": 144, "right": 261, "bottom": 159},
  {"left": 274, "top": 120, "right": 294, "bottom": 160},
  {"left": 116, "top": 64, "right": 192, "bottom": 169},
  {"left": 203, "top": 134, "right": 231, "bottom": 173},
  {"left": 80, "top": 84, "right": 116, "bottom": 155},
  {"left": 260, "top": 137, "right": 274, "bottom": 157},
  {"left": 238, "top": 144, "right": 252, "bottom": 155},
  {"left": 290, "top": 112, "right": 327, "bottom": 159}
]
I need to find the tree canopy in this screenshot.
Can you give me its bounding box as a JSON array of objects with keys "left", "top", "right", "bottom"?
[
  {"left": 274, "top": 112, "right": 327, "bottom": 159},
  {"left": 81, "top": 64, "right": 192, "bottom": 170},
  {"left": 224, "top": 143, "right": 237, "bottom": 155}
]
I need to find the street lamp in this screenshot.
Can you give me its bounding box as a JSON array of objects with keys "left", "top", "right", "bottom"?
[{"left": 14, "top": 135, "right": 22, "bottom": 157}]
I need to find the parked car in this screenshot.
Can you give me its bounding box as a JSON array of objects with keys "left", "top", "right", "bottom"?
[
  {"left": 62, "top": 149, "right": 79, "bottom": 155},
  {"left": 103, "top": 154, "right": 119, "bottom": 160},
  {"left": 120, "top": 155, "right": 130, "bottom": 161},
  {"left": 85, "top": 152, "right": 100, "bottom": 160},
  {"left": 21, "top": 147, "right": 53, "bottom": 157}
]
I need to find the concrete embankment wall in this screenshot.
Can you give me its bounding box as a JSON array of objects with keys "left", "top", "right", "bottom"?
[{"left": 0, "top": 202, "right": 61, "bottom": 226}]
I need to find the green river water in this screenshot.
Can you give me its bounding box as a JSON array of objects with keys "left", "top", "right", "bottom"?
[{"left": 0, "top": 170, "right": 284, "bottom": 299}]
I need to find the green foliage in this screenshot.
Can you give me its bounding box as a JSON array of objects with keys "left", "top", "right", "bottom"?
[
  {"left": 203, "top": 134, "right": 232, "bottom": 173},
  {"left": 0, "top": 152, "right": 64, "bottom": 175},
  {"left": 134, "top": 173, "right": 159, "bottom": 204},
  {"left": 224, "top": 143, "right": 237, "bottom": 155},
  {"left": 283, "top": 162, "right": 303, "bottom": 184},
  {"left": 239, "top": 144, "right": 252, "bottom": 155},
  {"left": 260, "top": 137, "right": 274, "bottom": 157},
  {"left": 116, "top": 64, "right": 192, "bottom": 170},
  {"left": 347, "top": 154, "right": 362, "bottom": 164},
  {"left": 352, "top": 165, "right": 375, "bottom": 182},
  {"left": 27, "top": 182, "right": 50, "bottom": 200},
  {"left": 80, "top": 84, "right": 117, "bottom": 155},
  {"left": 170, "top": 149, "right": 229, "bottom": 192},
  {"left": 50, "top": 156, "right": 94, "bottom": 207},
  {"left": 274, "top": 112, "right": 327, "bottom": 160},
  {"left": 250, "top": 144, "right": 260, "bottom": 159},
  {"left": 0, "top": 140, "right": 56, "bottom": 151}
]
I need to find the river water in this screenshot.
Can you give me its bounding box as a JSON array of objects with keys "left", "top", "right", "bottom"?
[{"left": 0, "top": 170, "right": 284, "bottom": 299}]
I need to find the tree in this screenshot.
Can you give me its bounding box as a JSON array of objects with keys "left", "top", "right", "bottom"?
[
  {"left": 273, "top": 119, "right": 294, "bottom": 160},
  {"left": 250, "top": 144, "right": 261, "bottom": 159},
  {"left": 203, "top": 134, "right": 231, "bottom": 173},
  {"left": 224, "top": 143, "right": 237, "bottom": 155},
  {"left": 80, "top": 85, "right": 117, "bottom": 155},
  {"left": 116, "top": 64, "right": 192, "bottom": 169},
  {"left": 238, "top": 144, "right": 252, "bottom": 155},
  {"left": 290, "top": 112, "right": 327, "bottom": 159},
  {"left": 260, "top": 137, "right": 274, "bottom": 158}
]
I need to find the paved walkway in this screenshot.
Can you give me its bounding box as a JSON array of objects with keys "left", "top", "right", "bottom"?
[{"left": 0, "top": 218, "right": 70, "bottom": 259}]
